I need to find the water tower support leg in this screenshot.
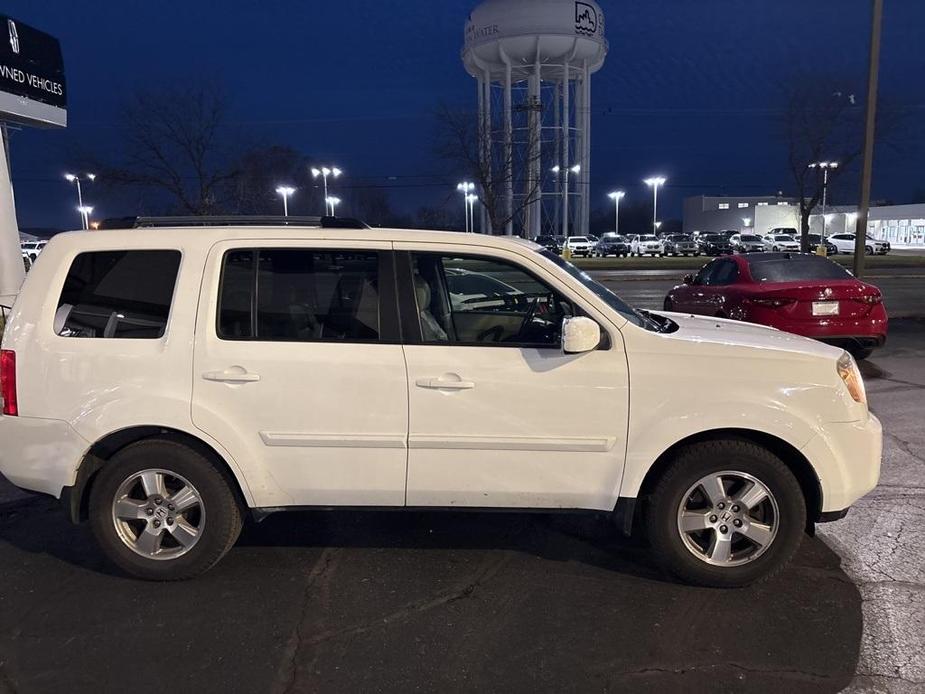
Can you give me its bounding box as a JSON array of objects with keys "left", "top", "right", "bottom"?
[{"left": 561, "top": 63, "right": 570, "bottom": 237}]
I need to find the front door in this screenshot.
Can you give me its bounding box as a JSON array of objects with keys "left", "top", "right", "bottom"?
[
  {"left": 396, "top": 244, "right": 629, "bottom": 511},
  {"left": 192, "top": 240, "right": 408, "bottom": 507}
]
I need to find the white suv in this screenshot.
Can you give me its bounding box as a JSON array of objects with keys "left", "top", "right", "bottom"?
[
  {"left": 0, "top": 225, "right": 881, "bottom": 586},
  {"left": 630, "top": 235, "right": 662, "bottom": 256},
  {"left": 564, "top": 236, "right": 594, "bottom": 257},
  {"left": 828, "top": 233, "right": 890, "bottom": 255}
]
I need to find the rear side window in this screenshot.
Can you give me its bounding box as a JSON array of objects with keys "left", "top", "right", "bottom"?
[
  {"left": 56, "top": 250, "right": 181, "bottom": 339},
  {"left": 748, "top": 256, "right": 853, "bottom": 283},
  {"left": 218, "top": 249, "right": 382, "bottom": 342}
]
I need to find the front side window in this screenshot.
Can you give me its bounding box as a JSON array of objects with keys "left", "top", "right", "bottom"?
[
  {"left": 56, "top": 250, "right": 181, "bottom": 339},
  {"left": 410, "top": 254, "right": 575, "bottom": 347},
  {"left": 218, "top": 249, "right": 382, "bottom": 342}
]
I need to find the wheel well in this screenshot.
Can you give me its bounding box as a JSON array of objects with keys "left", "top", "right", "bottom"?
[
  {"left": 69, "top": 426, "right": 248, "bottom": 523},
  {"left": 635, "top": 428, "right": 823, "bottom": 530}
]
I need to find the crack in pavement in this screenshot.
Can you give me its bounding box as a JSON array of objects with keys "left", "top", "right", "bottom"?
[{"left": 593, "top": 660, "right": 844, "bottom": 684}]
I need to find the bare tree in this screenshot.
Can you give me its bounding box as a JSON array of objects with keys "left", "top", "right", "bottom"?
[
  {"left": 95, "top": 83, "right": 239, "bottom": 215},
  {"left": 434, "top": 102, "right": 544, "bottom": 235},
  {"left": 231, "top": 145, "right": 318, "bottom": 215},
  {"left": 780, "top": 78, "right": 905, "bottom": 251}
]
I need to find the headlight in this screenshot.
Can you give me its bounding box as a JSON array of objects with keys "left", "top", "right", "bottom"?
[{"left": 837, "top": 351, "right": 867, "bottom": 405}]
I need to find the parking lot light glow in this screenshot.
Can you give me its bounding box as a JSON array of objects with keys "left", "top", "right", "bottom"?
[
  {"left": 457, "top": 181, "right": 475, "bottom": 232},
  {"left": 64, "top": 174, "right": 96, "bottom": 230},
  {"left": 743, "top": 217, "right": 752, "bottom": 227},
  {"left": 275, "top": 186, "right": 296, "bottom": 216}
]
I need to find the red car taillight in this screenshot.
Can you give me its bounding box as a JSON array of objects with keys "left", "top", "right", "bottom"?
[
  {"left": 0, "top": 350, "right": 17, "bottom": 416},
  {"left": 746, "top": 297, "right": 795, "bottom": 309},
  {"left": 856, "top": 294, "right": 883, "bottom": 305}
]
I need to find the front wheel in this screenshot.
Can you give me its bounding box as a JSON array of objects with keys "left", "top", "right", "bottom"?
[
  {"left": 645, "top": 439, "right": 806, "bottom": 587},
  {"left": 89, "top": 440, "right": 243, "bottom": 581},
  {"left": 866, "top": 246, "right": 874, "bottom": 255}
]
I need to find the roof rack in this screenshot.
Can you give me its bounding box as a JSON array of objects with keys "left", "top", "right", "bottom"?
[{"left": 97, "top": 215, "right": 370, "bottom": 230}]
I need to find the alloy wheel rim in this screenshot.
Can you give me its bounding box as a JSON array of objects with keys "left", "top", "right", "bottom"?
[
  {"left": 676, "top": 470, "right": 779, "bottom": 567},
  {"left": 111, "top": 468, "right": 205, "bottom": 561}
]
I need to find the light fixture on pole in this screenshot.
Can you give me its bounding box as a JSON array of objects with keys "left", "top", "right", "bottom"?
[
  {"left": 808, "top": 161, "right": 838, "bottom": 221},
  {"left": 275, "top": 186, "right": 295, "bottom": 217},
  {"left": 466, "top": 193, "right": 479, "bottom": 234},
  {"left": 311, "top": 166, "right": 342, "bottom": 214},
  {"left": 456, "top": 181, "right": 475, "bottom": 232},
  {"left": 325, "top": 196, "right": 341, "bottom": 216},
  {"left": 644, "top": 176, "right": 666, "bottom": 235},
  {"left": 77, "top": 205, "right": 94, "bottom": 230},
  {"left": 552, "top": 164, "right": 581, "bottom": 237},
  {"left": 64, "top": 172, "right": 96, "bottom": 230},
  {"left": 742, "top": 217, "right": 752, "bottom": 228},
  {"left": 607, "top": 190, "right": 625, "bottom": 235}
]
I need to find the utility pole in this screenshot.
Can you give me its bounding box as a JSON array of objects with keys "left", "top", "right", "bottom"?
[{"left": 854, "top": 0, "right": 884, "bottom": 278}]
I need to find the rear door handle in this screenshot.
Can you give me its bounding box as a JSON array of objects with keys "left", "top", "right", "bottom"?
[
  {"left": 203, "top": 369, "right": 261, "bottom": 383},
  {"left": 416, "top": 377, "right": 475, "bottom": 390}
]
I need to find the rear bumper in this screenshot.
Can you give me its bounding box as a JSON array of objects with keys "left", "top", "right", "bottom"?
[
  {"left": 801, "top": 413, "right": 882, "bottom": 513},
  {"left": 0, "top": 415, "right": 88, "bottom": 498}
]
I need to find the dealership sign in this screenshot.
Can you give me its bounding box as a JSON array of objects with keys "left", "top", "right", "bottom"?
[{"left": 0, "top": 15, "right": 66, "bottom": 128}]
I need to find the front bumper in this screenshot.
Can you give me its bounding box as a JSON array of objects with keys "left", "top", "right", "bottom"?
[{"left": 801, "top": 413, "right": 882, "bottom": 513}]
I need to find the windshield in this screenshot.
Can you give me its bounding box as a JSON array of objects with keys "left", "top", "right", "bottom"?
[
  {"left": 540, "top": 250, "right": 661, "bottom": 330},
  {"left": 640, "top": 235, "right": 658, "bottom": 241},
  {"left": 668, "top": 235, "right": 689, "bottom": 241},
  {"left": 702, "top": 235, "right": 725, "bottom": 242},
  {"left": 748, "top": 255, "right": 853, "bottom": 282},
  {"left": 740, "top": 235, "right": 760, "bottom": 241},
  {"left": 772, "top": 235, "right": 795, "bottom": 241},
  {"left": 569, "top": 236, "right": 589, "bottom": 243}
]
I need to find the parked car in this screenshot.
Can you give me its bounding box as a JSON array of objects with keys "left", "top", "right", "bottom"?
[
  {"left": 828, "top": 233, "right": 890, "bottom": 255},
  {"left": 664, "top": 252, "right": 887, "bottom": 359},
  {"left": 564, "top": 236, "right": 594, "bottom": 257},
  {"left": 586, "top": 234, "right": 601, "bottom": 254},
  {"left": 696, "top": 234, "right": 734, "bottom": 256},
  {"left": 20, "top": 240, "right": 47, "bottom": 262},
  {"left": 729, "top": 234, "right": 766, "bottom": 253},
  {"left": 0, "top": 227, "right": 881, "bottom": 587},
  {"left": 769, "top": 227, "right": 799, "bottom": 237},
  {"left": 762, "top": 234, "right": 800, "bottom": 252},
  {"left": 534, "top": 235, "right": 562, "bottom": 253},
  {"left": 807, "top": 234, "right": 839, "bottom": 256},
  {"left": 630, "top": 234, "right": 662, "bottom": 256},
  {"left": 659, "top": 234, "right": 699, "bottom": 256},
  {"left": 596, "top": 233, "right": 631, "bottom": 257}
]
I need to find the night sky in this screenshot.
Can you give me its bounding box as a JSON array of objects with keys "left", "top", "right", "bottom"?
[{"left": 5, "top": 0, "right": 925, "bottom": 231}]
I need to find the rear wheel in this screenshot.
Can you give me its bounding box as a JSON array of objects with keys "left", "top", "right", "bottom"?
[
  {"left": 866, "top": 246, "right": 874, "bottom": 255},
  {"left": 89, "top": 440, "right": 243, "bottom": 580},
  {"left": 645, "top": 440, "right": 806, "bottom": 587}
]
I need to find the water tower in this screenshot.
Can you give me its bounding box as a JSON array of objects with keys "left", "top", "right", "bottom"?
[{"left": 462, "top": 0, "right": 607, "bottom": 237}]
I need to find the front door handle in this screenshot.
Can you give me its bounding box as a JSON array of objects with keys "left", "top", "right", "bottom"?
[
  {"left": 416, "top": 377, "right": 475, "bottom": 390},
  {"left": 203, "top": 368, "right": 261, "bottom": 383}
]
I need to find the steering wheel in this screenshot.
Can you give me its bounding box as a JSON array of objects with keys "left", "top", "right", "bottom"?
[{"left": 515, "top": 296, "right": 541, "bottom": 340}]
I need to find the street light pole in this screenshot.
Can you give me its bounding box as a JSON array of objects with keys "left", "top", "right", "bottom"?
[
  {"left": 644, "top": 177, "right": 666, "bottom": 235},
  {"left": 553, "top": 165, "right": 580, "bottom": 237},
  {"left": 607, "top": 191, "right": 625, "bottom": 235},
  {"left": 275, "top": 186, "right": 295, "bottom": 217},
  {"left": 65, "top": 173, "right": 95, "bottom": 230},
  {"left": 854, "top": 0, "right": 884, "bottom": 278},
  {"left": 312, "top": 166, "right": 342, "bottom": 216},
  {"left": 466, "top": 193, "right": 479, "bottom": 234},
  {"left": 325, "top": 196, "right": 341, "bottom": 217},
  {"left": 457, "top": 182, "right": 474, "bottom": 232}
]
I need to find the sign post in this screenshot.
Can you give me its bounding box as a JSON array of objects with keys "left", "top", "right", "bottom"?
[{"left": 0, "top": 16, "right": 66, "bottom": 307}]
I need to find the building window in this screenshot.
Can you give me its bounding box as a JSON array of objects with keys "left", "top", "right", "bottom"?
[
  {"left": 757, "top": 202, "right": 769, "bottom": 206},
  {"left": 718, "top": 203, "right": 730, "bottom": 210},
  {"left": 737, "top": 202, "right": 749, "bottom": 209},
  {"left": 777, "top": 202, "right": 790, "bottom": 206}
]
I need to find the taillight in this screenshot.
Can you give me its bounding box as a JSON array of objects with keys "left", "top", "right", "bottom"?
[
  {"left": 857, "top": 294, "right": 882, "bottom": 305},
  {"left": 747, "top": 297, "right": 795, "bottom": 309},
  {"left": 0, "top": 350, "right": 17, "bottom": 416}
]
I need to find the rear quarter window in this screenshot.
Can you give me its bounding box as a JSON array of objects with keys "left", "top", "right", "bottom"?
[{"left": 56, "top": 250, "right": 181, "bottom": 339}]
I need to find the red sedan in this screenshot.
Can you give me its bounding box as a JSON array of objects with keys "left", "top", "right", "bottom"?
[{"left": 663, "top": 253, "right": 888, "bottom": 358}]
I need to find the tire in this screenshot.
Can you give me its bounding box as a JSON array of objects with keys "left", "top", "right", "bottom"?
[
  {"left": 848, "top": 345, "right": 874, "bottom": 360},
  {"left": 89, "top": 439, "right": 243, "bottom": 581},
  {"left": 645, "top": 439, "right": 806, "bottom": 588},
  {"left": 865, "top": 246, "right": 874, "bottom": 256},
  {"left": 772, "top": 246, "right": 779, "bottom": 252}
]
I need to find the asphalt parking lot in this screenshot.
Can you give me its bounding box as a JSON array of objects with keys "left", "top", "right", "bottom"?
[{"left": 1, "top": 328, "right": 923, "bottom": 693}]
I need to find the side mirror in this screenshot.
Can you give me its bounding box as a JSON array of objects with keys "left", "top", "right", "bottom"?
[
  {"left": 562, "top": 316, "right": 601, "bottom": 354},
  {"left": 683, "top": 273, "right": 695, "bottom": 285}
]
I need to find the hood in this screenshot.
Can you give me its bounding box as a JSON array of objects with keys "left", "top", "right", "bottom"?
[{"left": 656, "top": 311, "right": 843, "bottom": 360}]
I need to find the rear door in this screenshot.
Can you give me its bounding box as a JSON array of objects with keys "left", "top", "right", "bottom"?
[
  {"left": 191, "top": 240, "right": 409, "bottom": 507},
  {"left": 395, "top": 244, "right": 629, "bottom": 511}
]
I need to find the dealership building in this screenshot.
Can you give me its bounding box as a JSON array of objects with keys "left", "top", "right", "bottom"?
[{"left": 684, "top": 195, "right": 925, "bottom": 248}]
